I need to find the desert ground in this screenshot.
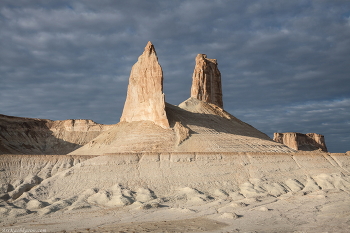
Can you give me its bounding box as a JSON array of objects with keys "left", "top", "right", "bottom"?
[{"left": 1, "top": 152, "right": 350, "bottom": 233}]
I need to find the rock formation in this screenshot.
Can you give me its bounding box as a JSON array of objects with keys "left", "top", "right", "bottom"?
[
  {"left": 1, "top": 42, "right": 297, "bottom": 155},
  {"left": 70, "top": 98, "right": 295, "bottom": 155},
  {"left": 173, "top": 121, "right": 190, "bottom": 146},
  {"left": 0, "top": 114, "right": 112, "bottom": 155},
  {"left": 120, "top": 41, "right": 169, "bottom": 129},
  {"left": 191, "top": 54, "right": 223, "bottom": 108},
  {"left": 273, "top": 132, "right": 328, "bottom": 152}
]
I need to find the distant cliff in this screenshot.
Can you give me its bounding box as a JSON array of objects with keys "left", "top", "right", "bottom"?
[
  {"left": 273, "top": 132, "right": 328, "bottom": 152},
  {"left": 0, "top": 114, "right": 113, "bottom": 155}
]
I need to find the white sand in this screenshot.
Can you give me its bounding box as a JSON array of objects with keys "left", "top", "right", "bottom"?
[{"left": 1, "top": 152, "right": 350, "bottom": 232}]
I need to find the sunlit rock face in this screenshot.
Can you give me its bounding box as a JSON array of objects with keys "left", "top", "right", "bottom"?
[
  {"left": 274, "top": 132, "right": 328, "bottom": 152},
  {"left": 120, "top": 41, "right": 169, "bottom": 129},
  {"left": 191, "top": 54, "right": 223, "bottom": 109}
]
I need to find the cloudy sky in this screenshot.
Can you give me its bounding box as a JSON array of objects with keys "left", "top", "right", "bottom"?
[{"left": 1, "top": 0, "right": 349, "bottom": 153}]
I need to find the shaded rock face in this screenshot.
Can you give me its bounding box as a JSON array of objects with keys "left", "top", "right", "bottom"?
[
  {"left": 273, "top": 132, "right": 328, "bottom": 152},
  {"left": 120, "top": 41, "right": 169, "bottom": 129},
  {"left": 191, "top": 54, "right": 223, "bottom": 109},
  {"left": 0, "top": 114, "right": 112, "bottom": 155}
]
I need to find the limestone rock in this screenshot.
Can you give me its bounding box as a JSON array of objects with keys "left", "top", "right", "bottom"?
[
  {"left": 274, "top": 133, "right": 298, "bottom": 150},
  {"left": 174, "top": 122, "right": 190, "bottom": 146},
  {"left": 273, "top": 132, "right": 328, "bottom": 152},
  {"left": 120, "top": 41, "right": 169, "bottom": 129},
  {"left": 71, "top": 97, "right": 295, "bottom": 155},
  {"left": 0, "top": 114, "right": 111, "bottom": 155},
  {"left": 191, "top": 54, "right": 223, "bottom": 108}
]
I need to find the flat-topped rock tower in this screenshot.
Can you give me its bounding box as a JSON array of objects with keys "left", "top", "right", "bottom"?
[{"left": 191, "top": 54, "right": 223, "bottom": 108}]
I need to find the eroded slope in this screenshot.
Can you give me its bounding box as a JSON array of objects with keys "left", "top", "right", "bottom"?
[
  {"left": 0, "top": 114, "right": 112, "bottom": 155},
  {"left": 70, "top": 98, "right": 294, "bottom": 155}
]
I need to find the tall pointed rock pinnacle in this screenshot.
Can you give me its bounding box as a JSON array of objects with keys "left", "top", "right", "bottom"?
[
  {"left": 120, "top": 41, "right": 169, "bottom": 128},
  {"left": 191, "top": 54, "right": 223, "bottom": 108}
]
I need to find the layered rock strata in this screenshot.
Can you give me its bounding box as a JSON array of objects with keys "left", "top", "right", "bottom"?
[
  {"left": 70, "top": 98, "right": 295, "bottom": 155},
  {"left": 3, "top": 151, "right": 350, "bottom": 204},
  {"left": 191, "top": 54, "right": 223, "bottom": 108},
  {"left": 273, "top": 132, "right": 328, "bottom": 152},
  {"left": 0, "top": 114, "right": 112, "bottom": 155},
  {"left": 120, "top": 41, "right": 169, "bottom": 129}
]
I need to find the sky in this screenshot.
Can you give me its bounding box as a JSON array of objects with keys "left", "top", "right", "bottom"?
[{"left": 0, "top": 0, "right": 349, "bottom": 153}]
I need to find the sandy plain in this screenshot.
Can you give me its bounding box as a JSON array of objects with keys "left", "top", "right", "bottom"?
[{"left": 1, "top": 152, "right": 350, "bottom": 233}]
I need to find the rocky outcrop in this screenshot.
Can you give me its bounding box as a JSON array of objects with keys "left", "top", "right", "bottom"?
[
  {"left": 191, "top": 54, "right": 223, "bottom": 108},
  {"left": 0, "top": 114, "right": 112, "bottom": 155},
  {"left": 174, "top": 122, "right": 190, "bottom": 146},
  {"left": 120, "top": 41, "right": 169, "bottom": 129},
  {"left": 273, "top": 132, "right": 328, "bottom": 152}
]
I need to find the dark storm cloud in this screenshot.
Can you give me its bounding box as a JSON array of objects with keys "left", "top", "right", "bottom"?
[{"left": 0, "top": 0, "right": 349, "bottom": 152}]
